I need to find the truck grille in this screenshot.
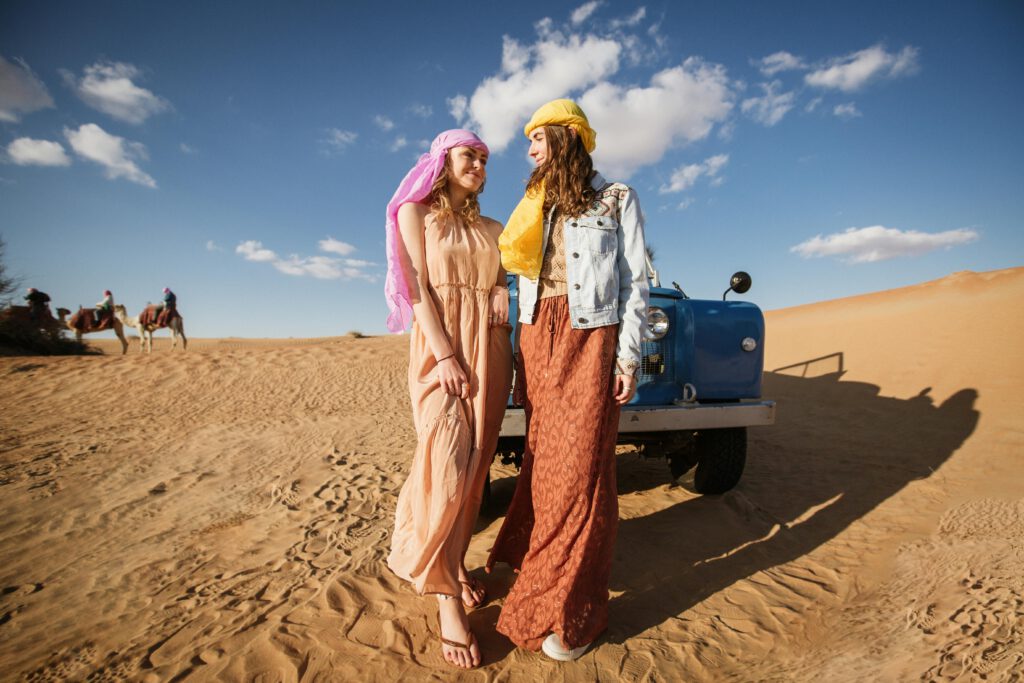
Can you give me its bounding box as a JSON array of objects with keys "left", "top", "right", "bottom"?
[{"left": 638, "top": 340, "right": 671, "bottom": 384}]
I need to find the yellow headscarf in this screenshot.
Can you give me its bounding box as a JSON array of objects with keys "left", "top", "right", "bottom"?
[{"left": 499, "top": 99, "right": 597, "bottom": 279}]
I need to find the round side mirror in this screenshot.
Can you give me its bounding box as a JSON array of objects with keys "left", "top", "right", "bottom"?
[{"left": 729, "top": 271, "right": 752, "bottom": 294}]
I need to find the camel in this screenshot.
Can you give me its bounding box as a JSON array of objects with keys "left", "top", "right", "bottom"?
[
  {"left": 113, "top": 304, "right": 187, "bottom": 353},
  {"left": 56, "top": 306, "right": 129, "bottom": 354},
  {"left": 1, "top": 304, "right": 58, "bottom": 330}
]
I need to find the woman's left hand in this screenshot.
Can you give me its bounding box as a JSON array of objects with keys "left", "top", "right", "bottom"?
[
  {"left": 489, "top": 287, "right": 509, "bottom": 327},
  {"left": 613, "top": 374, "right": 637, "bottom": 405}
]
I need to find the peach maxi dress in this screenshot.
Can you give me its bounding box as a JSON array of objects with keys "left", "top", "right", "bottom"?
[{"left": 388, "top": 216, "right": 513, "bottom": 596}]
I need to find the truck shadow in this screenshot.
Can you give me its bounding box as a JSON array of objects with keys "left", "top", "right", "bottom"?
[{"left": 606, "top": 366, "right": 979, "bottom": 646}]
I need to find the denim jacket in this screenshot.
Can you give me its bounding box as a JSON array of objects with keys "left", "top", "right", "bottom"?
[{"left": 518, "top": 172, "right": 649, "bottom": 370}]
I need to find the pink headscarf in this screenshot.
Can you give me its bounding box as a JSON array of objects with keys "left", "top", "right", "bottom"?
[{"left": 384, "top": 129, "right": 489, "bottom": 333}]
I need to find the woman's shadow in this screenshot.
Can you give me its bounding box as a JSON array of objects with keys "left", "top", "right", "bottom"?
[{"left": 606, "top": 359, "right": 979, "bottom": 645}]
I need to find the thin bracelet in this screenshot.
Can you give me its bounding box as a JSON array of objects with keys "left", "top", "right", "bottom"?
[{"left": 436, "top": 353, "right": 454, "bottom": 363}]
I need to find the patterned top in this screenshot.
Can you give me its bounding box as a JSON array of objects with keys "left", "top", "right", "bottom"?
[{"left": 538, "top": 217, "right": 567, "bottom": 299}]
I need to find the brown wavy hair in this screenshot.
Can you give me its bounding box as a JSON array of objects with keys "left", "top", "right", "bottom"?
[
  {"left": 429, "top": 152, "right": 484, "bottom": 227},
  {"left": 526, "top": 125, "right": 595, "bottom": 219}
]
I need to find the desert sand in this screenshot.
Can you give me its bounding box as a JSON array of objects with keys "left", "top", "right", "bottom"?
[{"left": 1, "top": 267, "right": 1022, "bottom": 682}]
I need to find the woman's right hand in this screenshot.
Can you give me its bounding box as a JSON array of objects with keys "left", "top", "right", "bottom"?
[{"left": 437, "top": 356, "right": 470, "bottom": 399}]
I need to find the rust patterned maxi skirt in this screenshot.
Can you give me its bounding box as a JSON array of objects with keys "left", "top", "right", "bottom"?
[{"left": 486, "top": 295, "right": 620, "bottom": 651}]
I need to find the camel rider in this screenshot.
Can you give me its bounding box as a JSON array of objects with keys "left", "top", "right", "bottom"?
[
  {"left": 156, "top": 287, "right": 176, "bottom": 325},
  {"left": 24, "top": 288, "right": 51, "bottom": 322},
  {"left": 95, "top": 290, "right": 114, "bottom": 325}
]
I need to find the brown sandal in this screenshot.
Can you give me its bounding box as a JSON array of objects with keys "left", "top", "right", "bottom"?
[
  {"left": 459, "top": 576, "right": 487, "bottom": 609},
  {"left": 436, "top": 609, "right": 479, "bottom": 668}
]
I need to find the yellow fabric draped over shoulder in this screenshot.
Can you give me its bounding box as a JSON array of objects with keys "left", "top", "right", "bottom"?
[{"left": 499, "top": 180, "right": 546, "bottom": 279}]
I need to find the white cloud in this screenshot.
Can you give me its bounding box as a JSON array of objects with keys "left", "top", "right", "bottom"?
[
  {"left": 0, "top": 56, "right": 54, "bottom": 122},
  {"left": 833, "top": 102, "right": 861, "bottom": 119},
  {"left": 374, "top": 115, "right": 395, "bottom": 131},
  {"left": 677, "top": 197, "right": 694, "bottom": 210},
  {"left": 409, "top": 103, "right": 433, "bottom": 118},
  {"left": 64, "top": 123, "right": 156, "bottom": 187},
  {"left": 450, "top": 31, "right": 622, "bottom": 152},
  {"left": 390, "top": 135, "right": 408, "bottom": 152},
  {"left": 236, "top": 238, "right": 375, "bottom": 281},
  {"left": 7, "top": 137, "right": 71, "bottom": 166},
  {"left": 805, "top": 96, "right": 823, "bottom": 113},
  {"left": 889, "top": 46, "right": 920, "bottom": 77},
  {"left": 805, "top": 45, "right": 920, "bottom": 92},
  {"left": 236, "top": 240, "right": 278, "bottom": 262},
  {"left": 791, "top": 225, "right": 979, "bottom": 263},
  {"left": 449, "top": 15, "right": 732, "bottom": 177},
  {"left": 180, "top": 143, "right": 197, "bottom": 154},
  {"left": 321, "top": 128, "right": 357, "bottom": 154},
  {"left": 571, "top": 1, "right": 601, "bottom": 24},
  {"left": 660, "top": 153, "right": 728, "bottom": 194},
  {"left": 610, "top": 7, "right": 646, "bottom": 30},
  {"left": 754, "top": 51, "right": 806, "bottom": 76},
  {"left": 581, "top": 59, "right": 734, "bottom": 178},
  {"left": 447, "top": 94, "right": 468, "bottom": 123},
  {"left": 318, "top": 237, "right": 356, "bottom": 255},
  {"left": 206, "top": 240, "right": 222, "bottom": 252},
  {"left": 64, "top": 61, "right": 170, "bottom": 124},
  {"left": 741, "top": 80, "right": 795, "bottom": 126},
  {"left": 273, "top": 255, "right": 346, "bottom": 279}
]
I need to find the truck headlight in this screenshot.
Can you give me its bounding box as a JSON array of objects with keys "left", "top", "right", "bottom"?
[{"left": 645, "top": 306, "right": 669, "bottom": 340}]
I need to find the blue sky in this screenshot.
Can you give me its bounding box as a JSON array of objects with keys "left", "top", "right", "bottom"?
[{"left": 2, "top": 1, "right": 1022, "bottom": 338}]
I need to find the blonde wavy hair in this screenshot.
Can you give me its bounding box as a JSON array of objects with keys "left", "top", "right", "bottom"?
[
  {"left": 429, "top": 153, "right": 484, "bottom": 227},
  {"left": 526, "top": 125, "right": 595, "bottom": 219}
]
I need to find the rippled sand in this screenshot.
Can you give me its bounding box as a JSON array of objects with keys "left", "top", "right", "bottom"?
[{"left": 1, "top": 268, "right": 1021, "bottom": 681}]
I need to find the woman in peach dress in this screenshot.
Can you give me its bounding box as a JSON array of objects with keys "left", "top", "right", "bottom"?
[{"left": 384, "top": 129, "right": 513, "bottom": 669}]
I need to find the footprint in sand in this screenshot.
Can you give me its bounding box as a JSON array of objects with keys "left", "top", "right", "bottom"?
[
  {"left": 269, "top": 479, "right": 303, "bottom": 511},
  {"left": 25, "top": 642, "right": 99, "bottom": 682},
  {"left": 346, "top": 609, "right": 420, "bottom": 662},
  {"left": 907, "top": 602, "right": 938, "bottom": 634},
  {"left": 324, "top": 449, "right": 349, "bottom": 467},
  {"left": 82, "top": 651, "right": 136, "bottom": 682}
]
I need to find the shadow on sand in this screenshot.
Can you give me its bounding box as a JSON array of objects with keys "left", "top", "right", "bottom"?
[{"left": 606, "top": 360, "right": 979, "bottom": 646}]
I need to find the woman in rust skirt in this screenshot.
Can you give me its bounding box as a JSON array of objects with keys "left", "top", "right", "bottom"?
[{"left": 488, "top": 99, "right": 649, "bottom": 660}]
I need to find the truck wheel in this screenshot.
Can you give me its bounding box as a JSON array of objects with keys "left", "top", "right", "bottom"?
[
  {"left": 693, "top": 427, "right": 746, "bottom": 494},
  {"left": 668, "top": 447, "right": 697, "bottom": 481}
]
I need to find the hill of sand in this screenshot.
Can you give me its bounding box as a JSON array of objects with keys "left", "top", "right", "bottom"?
[{"left": 1, "top": 267, "right": 1021, "bottom": 681}]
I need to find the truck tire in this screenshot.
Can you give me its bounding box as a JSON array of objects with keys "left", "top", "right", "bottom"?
[{"left": 693, "top": 427, "right": 746, "bottom": 494}]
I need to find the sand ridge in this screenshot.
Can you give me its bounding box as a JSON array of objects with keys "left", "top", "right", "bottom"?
[{"left": 0, "top": 268, "right": 1021, "bottom": 681}]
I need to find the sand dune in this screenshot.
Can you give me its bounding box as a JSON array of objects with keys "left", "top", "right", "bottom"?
[{"left": 1, "top": 268, "right": 1021, "bottom": 681}]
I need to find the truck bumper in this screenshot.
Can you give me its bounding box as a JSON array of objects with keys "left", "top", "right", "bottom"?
[{"left": 499, "top": 400, "right": 776, "bottom": 437}]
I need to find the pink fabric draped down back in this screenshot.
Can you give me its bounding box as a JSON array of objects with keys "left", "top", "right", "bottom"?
[{"left": 384, "top": 129, "right": 490, "bottom": 333}]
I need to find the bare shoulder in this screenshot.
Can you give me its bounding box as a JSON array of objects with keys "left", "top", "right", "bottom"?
[
  {"left": 397, "top": 201, "right": 430, "bottom": 223},
  {"left": 479, "top": 216, "right": 504, "bottom": 238}
]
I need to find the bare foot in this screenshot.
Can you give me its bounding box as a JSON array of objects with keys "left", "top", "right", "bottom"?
[
  {"left": 436, "top": 594, "right": 480, "bottom": 668},
  {"left": 458, "top": 566, "right": 486, "bottom": 608}
]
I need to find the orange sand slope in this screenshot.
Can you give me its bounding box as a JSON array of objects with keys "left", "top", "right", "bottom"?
[{"left": 0, "top": 267, "right": 1021, "bottom": 681}]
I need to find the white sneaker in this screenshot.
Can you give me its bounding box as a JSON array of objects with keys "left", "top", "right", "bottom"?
[{"left": 542, "top": 633, "right": 591, "bottom": 661}]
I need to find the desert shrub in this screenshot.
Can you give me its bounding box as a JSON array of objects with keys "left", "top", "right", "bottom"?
[{"left": 0, "top": 316, "right": 95, "bottom": 355}]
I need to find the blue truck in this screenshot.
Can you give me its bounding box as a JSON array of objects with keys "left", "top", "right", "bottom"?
[{"left": 496, "top": 266, "right": 776, "bottom": 494}]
